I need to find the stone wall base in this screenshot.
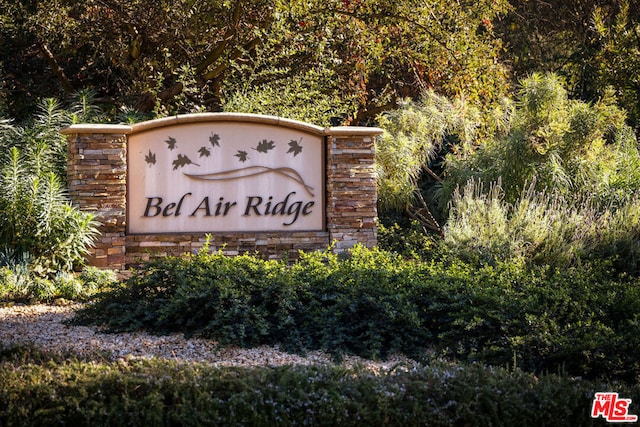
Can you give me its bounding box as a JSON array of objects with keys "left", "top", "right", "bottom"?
[{"left": 125, "top": 232, "right": 331, "bottom": 265}]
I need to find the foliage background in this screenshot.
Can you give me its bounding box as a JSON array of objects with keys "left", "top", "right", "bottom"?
[{"left": 0, "top": 0, "right": 509, "bottom": 123}]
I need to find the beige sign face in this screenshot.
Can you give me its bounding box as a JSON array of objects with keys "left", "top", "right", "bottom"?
[{"left": 128, "top": 122, "right": 324, "bottom": 233}]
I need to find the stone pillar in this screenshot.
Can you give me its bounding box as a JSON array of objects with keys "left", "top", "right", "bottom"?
[
  {"left": 325, "top": 127, "right": 381, "bottom": 250},
  {"left": 63, "top": 125, "right": 131, "bottom": 269}
]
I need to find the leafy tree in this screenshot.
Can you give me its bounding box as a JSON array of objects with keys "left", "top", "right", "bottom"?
[
  {"left": 224, "top": 0, "right": 510, "bottom": 124},
  {"left": 496, "top": 0, "right": 613, "bottom": 81},
  {"left": 0, "top": 0, "right": 510, "bottom": 123},
  {"left": 0, "top": 0, "right": 274, "bottom": 118},
  {"left": 590, "top": 1, "right": 640, "bottom": 132}
]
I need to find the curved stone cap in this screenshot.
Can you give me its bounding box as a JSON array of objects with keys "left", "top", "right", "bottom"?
[{"left": 60, "top": 113, "right": 382, "bottom": 136}]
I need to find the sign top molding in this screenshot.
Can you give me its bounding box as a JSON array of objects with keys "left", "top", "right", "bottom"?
[{"left": 61, "top": 113, "right": 382, "bottom": 137}]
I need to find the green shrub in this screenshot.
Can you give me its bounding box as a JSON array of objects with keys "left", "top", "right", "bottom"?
[
  {"left": 375, "top": 94, "right": 470, "bottom": 212},
  {"left": 0, "top": 267, "right": 13, "bottom": 300},
  {"left": 289, "top": 246, "right": 429, "bottom": 359},
  {"left": 0, "top": 251, "right": 32, "bottom": 300},
  {"left": 29, "top": 276, "right": 57, "bottom": 301},
  {"left": 0, "top": 148, "right": 99, "bottom": 274},
  {"left": 75, "top": 246, "right": 640, "bottom": 382},
  {"left": 1, "top": 345, "right": 635, "bottom": 426},
  {"left": 0, "top": 264, "right": 113, "bottom": 303},
  {"left": 416, "top": 259, "right": 640, "bottom": 383},
  {"left": 56, "top": 272, "right": 85, "bottom": 301},
  {"left": 75, "top": 247, "right": 427, "bottom": 359},
  {"left": 78, "top": 267, "right": 119, "bottom": 294},
  {"left": 435, "top": 74, "right": 640, "bottom": 274}
]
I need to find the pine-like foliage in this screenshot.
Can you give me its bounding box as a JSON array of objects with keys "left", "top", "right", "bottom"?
[{"left": 441, "top": 73, "right": 637, "bottom": 206}]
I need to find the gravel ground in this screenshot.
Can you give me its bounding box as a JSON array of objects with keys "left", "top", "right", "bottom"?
[{"left": 0, "top": 304, "right": 414, "bottom": 369}]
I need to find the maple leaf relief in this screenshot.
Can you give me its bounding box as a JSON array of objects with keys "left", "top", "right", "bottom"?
[
  {"left": 287, "top": 139, "right": 303, "bottom": 157},
  {"left": 165, "top": 136, "right": 178, "bottom": 150},
  {"left": 209, "top": 133, "right": 221, "bottom": 147},
  {"left": 198, "top": 146, "right": 211, "bottom": 157},
  {"left": 145, "top": 150, "right": 156, "bottom": 166},
  {"left": 235, "top": 150, "right": 249, "bottom": 162},
  {"left": 173, "top": 154, "right": 200, "bottom": 170},
  {"left": 254, "top": 139, "right": 276, "bottom": 153}
]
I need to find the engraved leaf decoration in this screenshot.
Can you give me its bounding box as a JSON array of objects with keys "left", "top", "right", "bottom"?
[
  {"left": 287, "top": 139, "right": 303, "bottom": 157},
  {"left": 145, "top": 150, "right": 156, "bottom": 166},
  {"left": 198, "top": 146, "right": 211, "bottom": 157},
  {"left": 173, "top": 154, "right": 200, "bottom": 170},
  {"left": 209, "top": 133, "right": 220, "bottom": 147},
  {"left": 255, "top": 139, "right": 276, "bottom": 153},
  {"left": 235, "top": 150, "right": 249, "bottom": 162},
  {"left": 165, "top": 136, "right": 177, "bottom": 150}
]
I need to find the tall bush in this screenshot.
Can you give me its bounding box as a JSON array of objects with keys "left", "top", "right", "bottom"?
[
  {"left": 375, "top": 94, "right": 474, "bottom": 212},
  {"left": 436, "top": 74, "right": 640, "bottom": 272},
  {"left": 0, "top": 98, "right": 99, "bottom": 274},
  {"left": 374, "top": 92, "right": 509, "bottom": 235},
  {"left": 0, "top": 148, "right": 98, "bottom": 272}
]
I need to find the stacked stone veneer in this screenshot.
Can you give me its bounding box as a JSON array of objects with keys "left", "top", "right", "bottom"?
[{"left": 63, "top": 116, "right": 381, "bottom": 270}]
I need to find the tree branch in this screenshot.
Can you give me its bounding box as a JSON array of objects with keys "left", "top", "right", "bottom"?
[
  {"left": 195, "top": 0, "right": 244, "bottom": 75},
  {"left": 422, "top": 164, "right": 443, "bottom": 183},
  {"left": 350, "top": 100, "right": 399, "bottom": 124},
  {"left": 39, "top": 42, "right": 73, "bottom": 93},
  {"left": 201, "top": 38, "right": 260, "bottom": 81}
]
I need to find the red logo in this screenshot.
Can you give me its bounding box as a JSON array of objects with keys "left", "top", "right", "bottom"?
[{"left": 592, "top": 392, "right": 638, "bottom": 423}]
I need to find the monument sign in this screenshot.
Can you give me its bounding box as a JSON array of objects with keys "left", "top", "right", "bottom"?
[{"left": 63, "top": 113, "right": 380, "bottom": 269}]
